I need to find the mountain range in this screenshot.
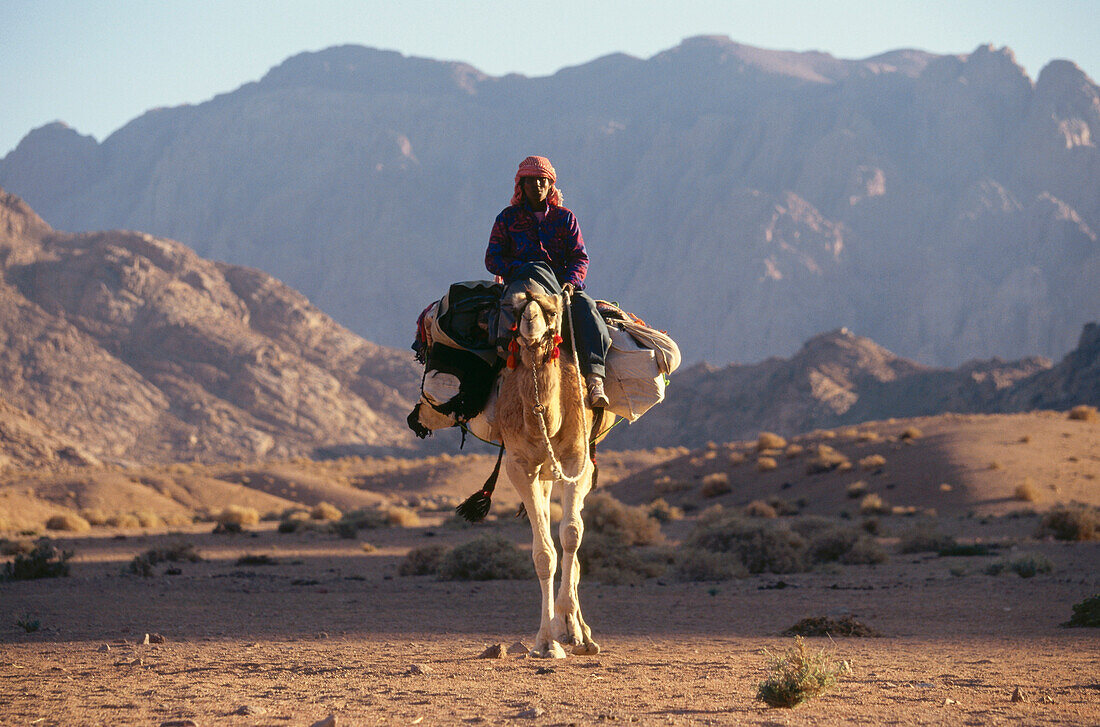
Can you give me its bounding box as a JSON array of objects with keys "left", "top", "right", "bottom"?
[{"left": 2, "top": 36, "right": 1097, "bottom": 369}]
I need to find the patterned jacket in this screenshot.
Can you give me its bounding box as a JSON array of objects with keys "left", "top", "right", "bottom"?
[{"left": 485, "top": 204, "right": 589, "bottom": 289}]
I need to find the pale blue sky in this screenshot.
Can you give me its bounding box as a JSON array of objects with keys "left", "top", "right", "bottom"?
[{"left": 2, "top": 0, "right": 1097, "bottom": 157}]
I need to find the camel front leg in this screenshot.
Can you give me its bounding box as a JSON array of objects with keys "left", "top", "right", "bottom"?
[
  {"left": 506, "top": 457, "right": 564, "bottom": 658},
  {"left": 552, "top": 465, "right": 600, "bottom": 655}
]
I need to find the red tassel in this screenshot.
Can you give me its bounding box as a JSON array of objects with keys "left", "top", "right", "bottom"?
[
  {"left": 553, "top": 334, "right": 563, "bottom": 345},
  {"left": 508, "top": 339, "right": 519, "bottom": 353},
  {"left": 550, "top": 347, "right": 560, "bottom": 360},
  {"left": 506, "top": 354, "right": 517, "bottom": 369}
]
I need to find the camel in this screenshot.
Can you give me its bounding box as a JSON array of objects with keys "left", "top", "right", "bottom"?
[{"left": 491, "top": 286, "right": 609, "bottom": 658}]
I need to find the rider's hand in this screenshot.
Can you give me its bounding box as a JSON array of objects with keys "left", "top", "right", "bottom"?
[{"left": 562, "top": 283, "right": 575, "bottom": 297}]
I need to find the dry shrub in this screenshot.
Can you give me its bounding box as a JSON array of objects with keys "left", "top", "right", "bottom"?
[
  {"left": 899, "top": 426, "right": 923, "bottom": 440},
  {"left": 819, "top": 430, "right": 837, "bottom": 439},
  {"left": 311, "top": 502, "right": 343, "bottom": 521},
  {"left": 838, "top": 427, "right": 860, "bottom": 439},
  {"left": 846, "top": 481, "right": 868, "bottom": 499},
  {"left": 789, "top": 517, "right": 886, "bottom": 565},
  {"left": 842, "top": 537, "right": 888, "bottom": 564},
  {"left": 756, "top": 636, "right": 845, "bottom": 708},
  {"left": 236, "top": 553, "right": 278, "bottom": 566},
  {"left": 743, "top": 500, "right": 778, "bottom": 518},
  {"left": 437, "top": 534, "right": 529, "bottom": 581},
  {"left": 647, "top": 498, "right": 684, "bottom": 522},
  {"left": 107, "top": 513, "right": 141, "bottom": 529},
  {"left": 1067, "top": 405, "right": 1098, "bottom": 422},
  {"left": 1014, "top": 478, "right": 1040, "bottom": 503},
  {"left": 784, "top": 444, "right": 804, "bottom": 458},
  {"left": 1, "top": 538, "right": 34, "bottom": 556},
  {"left": 858, "top": 431, "right": 880, "bottom": 442},
  {"left": 988, "top": 461, "right": 1004, "bottom": 471},
  {"left": 756, "top": 457, "right": 779, "bottom": 472},
  {"left": 1064, "top": 594, "right": 1100, "bottom": 627},
  {"left": 807, "top": 445, "right": 849, "bottom": 474},
  {"left": 783, "top": 615, "right": 880, "bottom": 637},
  {"left": 135, "top": 511, "right": 163, "bottom": 529},
  {"left": 163, "top": 513, "right": 193, "bottom": 527},
  {"left": 673, "top": 549, "right": 747, "bottom": 582},
  {"left": 3, "top": 541, "right": 73, "bottom": 580},
  {"left": 386, "top": 506, "right": 422, "bottom": 528},
  {"left": 898, "top": 525, "right": 956, "bottom": 553},
  {"left": 858, "top": 454, "right": 886, "bottom": 470},
  {"left": 79, "top": 509, "right": 109, "bottom": 526},
  {"left": 46, "top": 514, "right": 91, "bottom": 533},
  {"left": 728, "top": 452, "right": 747, "bottom": 465},
  {"left": 701, "top": 472, "right": 732, "bottom": 497},
  {"left": 579, "top": 531, "right": 667, "bottom": 585},
  {"left": 757, "top": 432, "right": 787, "bottom": 451},
  {"left": 126, "top": 541, "right": 201, "bottom": 577},
  {"left": 654, "top": 476, "right": 694, "bottom": 494},
  {"left": 583, "top": 492, "right": 663, "bottom": 546},
  {"left": 217, "top": 505, "right": 259, "bottom": 526},
  {"left": 399, "top": 544, "right": 450, "bottom": 576},
  {"left": 1036, "top": 505, "right": 1099, "bottom": 541},
  {"left": 859, "top": 493, "right": 889, "bottom": 515},
  {"left": 985, "top": 553, "right": 1053, "bottom": 578},
  {"left": 684, "top": 513, "right": 808, "bottom": 574}
]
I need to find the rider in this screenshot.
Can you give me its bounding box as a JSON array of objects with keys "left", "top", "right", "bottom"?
[{"left": 485, "top": 155, "right": 611, "bottom": 407}]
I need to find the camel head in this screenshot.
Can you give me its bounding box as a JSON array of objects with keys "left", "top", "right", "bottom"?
[{"left": 506, "top": 289, "right": 564, "bottom": 367}]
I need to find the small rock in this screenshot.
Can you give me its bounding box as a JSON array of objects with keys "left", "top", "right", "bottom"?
[
  {"left": 943, "top": 698, "right": 957, "bottom": 706},
  {"left": 517, "top": 706, "right": 544, "bottom": 719},
  {"left": 160, "top": 721, "right": 198, "bottom": 727},
  {"left": 233, "top": 705, "right": 263, "bottom": 716},
  {"left": 98, "top": 644, "right": 111, "bottom": 653},
  {"left": 406, "top": 663, "right": 432, "bottom": 675},
  {"left": 142, "top": 633, "right": 151, "bottom": 645},
  {"left": 478, "top": 643, "right": 506, "bottom": 659},
  {"left": 148, "top": 633, "right": 167, "bottom": 644},
  {"left": 310, "top": 716, "right": 337, "bottom": 727},
  {"left": 506, "top": 641, "right": 529, "bottom": 655},
  {"left": 535, "top": 666, "right": 556, "bottom": 675},
  {"left": 1039, "top": 695, "right": 1055, "bottom": 704},
  {"left": 1011, "top": 687, "right": 1027, "bottom": 703}
]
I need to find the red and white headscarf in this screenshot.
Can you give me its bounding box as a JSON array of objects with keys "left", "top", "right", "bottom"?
[{"left": 510, "top": 155, "right": 563, "bottom": 206}]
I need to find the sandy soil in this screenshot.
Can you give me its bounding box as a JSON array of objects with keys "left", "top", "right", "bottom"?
[{"left": 2, "top": 412, "right": 1099, "bottom": 725}]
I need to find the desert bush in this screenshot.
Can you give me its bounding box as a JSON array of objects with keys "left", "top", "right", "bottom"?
[
  {"left": 162, "top": 513, "right": 193, "bottom": 528},
  {"left": 107, "top": 513, "right": 141, "bottom": 528},
  {"left": 728, "top": 452, "right": 747, "bottom": 465},
  {"left": 0, "top": 538, "right": 34, "bottom": 556},
  {"left": 1014, "top": 478, "right": 1040, "bottom": 503},
  {"left": 700, "top": 472, "right": 731, "bottom": 497},
  {"left": 1064, "top": 594, "right": 1100, "bottom": 627},
  {"left": 897, "top": 526, "right": 956, "bottom": 553},
  {"left": 79, "top": 509, "right": 109, "bottom": 526},
  {"left": 938, "top": 543, "right": 993, "bottom": 557},
  {"left": 784, "top": 615, "right": 880, "bottom": 637},
  {"left": 647, "top": 498, "right": 684, "bottom": 523},
  {"left": 1036, "top": 505, "right": 1099, "bottom": 541},
  {"left": 216, "top": 505, "right": 259, "bottom": 527},
  {"left": 672, "top": 548, "right": 747, "bottom": 582},
  {"left": 579, "top": 531, "right": 667, "bottom": 585},
  {"left": 859, "top": 493, "right": 889, "bottom": 515},
  {"left": 842, "top": 537, "right": 888, "bottom": 564},
  {"left": 1067, "top": 405, "right": 1098, "bottom": 422},
  {"left": 858, "top": 454, "right": 886, "bottom": 470},
  {"left": 654, "top": 477, "right": 694, "bottom": 494},
  {"left": 684, "top": 513, "right": 808, "bottom": 574},
  {"left": 134, "top": 511, "right": 164, "bottom": 529},
  {"left": 857, "top": 431, "right": 880, "bottom": 442},
  {"left": 756, "top": 457, "right": 779, "bottom": 472},
  {"left": 127, "top": 542, "right": 202, "bottom": 577},
  {"left": 756, "top": 636, "right": 845, "bottom": 708},
  {"left": 985, "top": 553, "right": 1053, "bottom": 578},
  {"left": 437, "top": 534, "right": 529, "bottom": 581},
  {"left": 899, "top": 426, "right": 923, "bottom": 440},
  {"left": 3, "top": 541, "right": 73, "bottom": 580},
  {"left": 337, "top": 507, "right": 390, "bottom": 531},
  {"left": 311, "top": 502, "right": 343, "bottom": 521},
  {"left": 46, "top": 513, "right": 91, "bottom": 533},
  {"left": 743, "top": 500, "right": 778, "bottom": 519},
  {"left": 846, "top": 481, "right": 868, "bottom": 499},
  {"left": 757, "top": 432, "right": 787, "bottom": 451},
  {"left": 385, "top": 506, "right": 422, "bottom": 528},
  {"left": 236, "top": 554, "right": 278, "bottom": 566},
  {"left": 784, "top": 444, "right": 804, "bottom": 458},
  {"left": 399, "top": 544, "right": 450, "bottom": 576},
  {"left": 583, "top": 493, "right": 663, "bottom": 546},
  {"left": 806, "top": 445, "right": 850, "bottom": 474}
]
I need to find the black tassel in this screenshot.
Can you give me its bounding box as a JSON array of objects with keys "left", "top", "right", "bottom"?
[
  {"left": 407, "top": 404, "right": 432, "bottom": 439},
  {"left": 456, "top": 445, "right": 504, "bottom": 522}
]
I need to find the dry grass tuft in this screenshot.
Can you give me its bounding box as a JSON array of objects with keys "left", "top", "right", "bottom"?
[
  {"left": 701, "top": 472, "right": 732, "bottom": 497},
  {"left": 311, "top": 502, "right": 343, "bottom": 521},
  {"left": 757, "top": 432, "right": 787, "bottom": 451},
  {"left": 437, "top": 534, "right": 529, "bottom": 581},
  {"left": 584, "top": 493, "right": 663, "bottom": 546},
  {"left": 386, "top": 506, "right": 422, "bottom": 528},
  {"left": 807, "top": 445, "right": 850, "bottom": 474},
  {"left": 858, "top": 454, "right": 886, "bottom": 470},
  {"left": 216, "top": 505, "right": 260, "bottom": 526},
  {"left": 107, "top": 513, "right": 141, "bottom": 529},
  {"left": 899, "top": 426, "right": 923, "bottom": 440},
  {"left": 134, "top": 511, "right": 163, "bottom": 529},
  {"left": 647, "top": 498, "right": 684, "bottom": 522},
  {"left": 846, "top": 481, "right": 868, "bottom": 499},
  {"left": 1014, "top": 478, "right": 1040, "bottom": 503},
  {"left": 1036, "top": 505, "right": 1099, "bottom": 541},
  {"left": 654, "top": 476, "right": 694, "bottom": 494},
  {"left": 756, "top": 456, "right": 779, "bottom": 472},
  {"left": 728, "top": 452, "right": 747, "bottom": 465},
  {"left": 46, "top": 514, "right": 91, "bottom": 533},
  {"left": 984, "top": 553, "right": 1053, "bottom": 578},
  {"left": 1067, "top": 405, "right": 1098, "bottom": 422},
  {"left": 743, "top": 500, "right": 778, "bottom": 518},
  {"left": 399, "top": 544, "right": 450, "bottom": 576},
  {"left": 897, "top": 525, "right": 956, "bottom": 553},
  {"left": 684, "top": 513, "right": 808, "bottom": 574},
  {"left": 79, "top": 509, "right": 109, "bottom": 526},
  {"left": 784, "top": 444, "right": 804, "bottom": 458},
  {"left": 858, "top": 493, "right": 889, "bottom": 515},
  {"left": 673, "top": 549, "right": 747, "bottom": 582},
  {"left": 756, "top": 636, "right": 845, "bottom": 708}
]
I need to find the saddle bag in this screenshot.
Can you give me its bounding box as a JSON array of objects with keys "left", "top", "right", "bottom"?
[{"left": 597, "top": 301, "right": 681, "bottom": 422}]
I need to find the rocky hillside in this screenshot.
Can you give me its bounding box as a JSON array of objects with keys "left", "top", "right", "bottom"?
[
  {"left": 604, "top": 325, "right": 1095, "bottom": 449},
  {"left": 2, "top": 38, "right": 1097, "bottom": 368},
  {"left": 0, "top": 188, "right": 423, "bottom": 465}
]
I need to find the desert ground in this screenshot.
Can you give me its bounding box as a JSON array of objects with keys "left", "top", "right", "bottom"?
[{"left": 2, "top": 411, "right": 1098, "bottom": 726}]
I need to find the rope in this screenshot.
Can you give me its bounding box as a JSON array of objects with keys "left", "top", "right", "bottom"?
[{"left": 530, "top": 290, "right": 591, "bottom": 484}]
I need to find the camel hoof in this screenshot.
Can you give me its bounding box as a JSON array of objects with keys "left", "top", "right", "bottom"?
[
  {"left": 572, "top": 641, "right": 600, "bottom": 656},
  {"left": 530, "top": 641, "right": 568, "bottom": 659}
]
